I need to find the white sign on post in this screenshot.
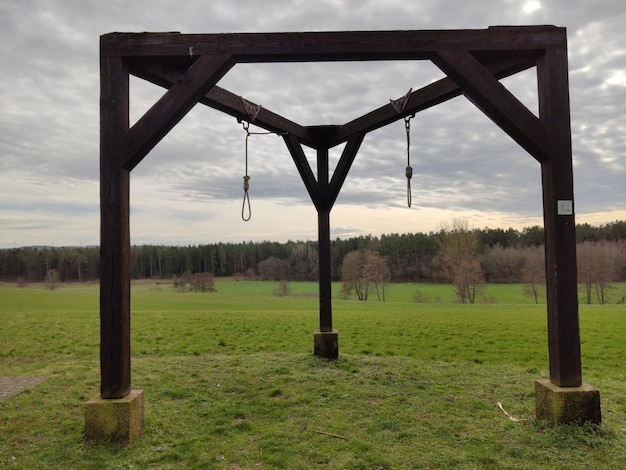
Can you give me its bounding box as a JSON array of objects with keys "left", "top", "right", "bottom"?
[{"left": 557, "top": 200, "right": 573, "bottom": 216}]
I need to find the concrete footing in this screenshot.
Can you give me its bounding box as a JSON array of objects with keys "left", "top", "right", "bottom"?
[
  {"left": 314, "top": 329, "right": 338, "bottom": 359},
  {"left": 535, "top": 379, "right": 601, "bottom": 424},
  {"left": 84, "top": 390, "right": 145, "bottom": 444}
]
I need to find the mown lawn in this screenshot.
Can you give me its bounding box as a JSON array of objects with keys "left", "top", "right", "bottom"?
[{"left": 1, "top": 281, "right": 625, "bottom": 469}]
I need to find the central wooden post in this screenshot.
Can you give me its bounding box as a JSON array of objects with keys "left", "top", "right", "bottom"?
[
  {"left": 284, "top": 126, "right": 361, "bottom": 359},
  {"left": 314, "top": 145, "right": 338, "bottom": 358},
  {"left": 317, "top": 147, "right": 333, "bottom": 332}
]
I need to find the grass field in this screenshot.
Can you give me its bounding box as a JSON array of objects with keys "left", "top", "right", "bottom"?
[{"left": 1, "top": 280, "right": 625, "bottom": 469}]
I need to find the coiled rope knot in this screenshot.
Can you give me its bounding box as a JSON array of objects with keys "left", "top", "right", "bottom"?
[{"left": 241, "top": 175, "right": 251, "bottom": 222}]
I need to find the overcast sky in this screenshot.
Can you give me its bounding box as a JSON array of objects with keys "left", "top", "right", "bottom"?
[{"left": 1, "top": 0, "right": 624, "bottom": 248}]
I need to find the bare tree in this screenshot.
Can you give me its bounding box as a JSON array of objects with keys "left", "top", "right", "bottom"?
[
  {"left": 45, "top": 268, "right": 59, "bottom": 291},
  {"left": 577, "top": 240, "right": 619, "bottom": 304},
  {"left": 341, "top": 249, "right": 390, "bottom": 301},
  {"left": 365, "top": 250, "right": 391, "bottom": 302},
  {"left": 438, "top": 219, "right": 483, "bottom": 304},
  {"left": 521, "top": 246, "right": 545, "bottom": 304},
  {"left": 258, "top": 256, "right": 289, "bottom": 281},
  {"left": 189, "top": 272, "right": 216, "bottom": 293},
  {"left": 482, "top": 244, "right": 526, "bottom": 283},
  {"left": 273, "top": 280, "right": 291, "bottom": 297},
  {"left": 341, "top": 250, "right": 369, "bottom": 300},
  {"left": 592, "top": 241, "right": 617, "bottom": 304},
  {"left": 577, "top": 241, "right": 594, "bottom": 304}
]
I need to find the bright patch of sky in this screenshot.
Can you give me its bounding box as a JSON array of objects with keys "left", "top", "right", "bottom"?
[
  {"left": 606, "top": 70, "right": 626, "bottom": 86},
  {"left": 523, "top": 1, "right": 541, "bottom": 13}
]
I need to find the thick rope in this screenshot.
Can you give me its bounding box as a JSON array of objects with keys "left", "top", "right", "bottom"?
[
  {"left": 242, "top": 122, "right": 252, "bottom": 221},
  {"left": 242, "top": 176, "right": 251, "bottom": 221},
  {"left": 240, "top": 121, "right": 287, "bottom": 221},
  {"left": 405, "top": 116, "right": 413, "bottom": 208}
]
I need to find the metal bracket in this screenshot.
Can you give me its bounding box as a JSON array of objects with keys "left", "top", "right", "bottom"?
[
  {"left": 240, "top": 96, "right": 262, "bottom": 122},
  {"left": 390, "top": 88, "right": 412, "bottom": 114}
]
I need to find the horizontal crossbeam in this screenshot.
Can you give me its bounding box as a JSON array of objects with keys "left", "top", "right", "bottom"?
[{"left": 102, "top": 27, "right": 565, "bottom": 61}]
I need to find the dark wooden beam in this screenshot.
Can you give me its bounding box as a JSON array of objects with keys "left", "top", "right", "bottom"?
[
  {"left": 317, "top": 146, "right": 333, "bottom": 331},
  {"left": 538, "top": 47, "right": 582, "bottom": 387},
  {"left": 333, "top": 57, "right": 536, "bottom": 146},
  {"left": 101, "top": 27, "right": 564, "bottom": 61},
  {"left": 129, "top": 62, "right": 313, "bottom": 146},
  {"left": 432, "top": 50, "right": 550, "bottom": 163},
  {"left": 282, "top": 133, "right": 323, "bottom": 210},
  {"left": 131, "top": 55, "right": 536, "bottom": 151},
  {"left": 327, "top": 132, "right": 366, "bottom": 209},
  {"left": 318, "top": 209, "right": 333, "bottom": 332},
  {"left": 100, "top": 55, "right": 131, "bottom": 399},
  {"left": 123, "top": 54, "right": 234, "bottom": 170}
]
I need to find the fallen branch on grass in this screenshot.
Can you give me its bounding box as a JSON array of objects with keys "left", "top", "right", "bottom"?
[
  {"left": 300, "top": 419, "right": 349, "bottom": 440},
  {"left": 312, "top": 429, "right": 350, "bottom": 440},
  {"left": 496, "top": 402, "right": 527, "bottom": 422}
]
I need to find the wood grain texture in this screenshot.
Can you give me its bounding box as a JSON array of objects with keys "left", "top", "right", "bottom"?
[
  {"left": 538, "top": 47, "right": 581, "bottom": 387},
  {"left": 101, "top": 27, "right": 565, "bottom": 60},
  {"left": 100, "top": 55, "right": 131, "bottom": 399}
]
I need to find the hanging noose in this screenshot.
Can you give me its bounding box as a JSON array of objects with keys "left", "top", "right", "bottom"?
[
  {"left": 404, "top": 115, "right": 414, "bottom": 208},
  {"left": 241, "top": 121, "right": 252, "bottom": 221},
  {"left": 238, "top": 115, "right": 287, "bottom": 221}
]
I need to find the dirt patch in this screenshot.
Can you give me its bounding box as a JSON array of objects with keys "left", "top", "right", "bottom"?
[{"left": 0, "top": 377, "right": 47, "bottom": 401}]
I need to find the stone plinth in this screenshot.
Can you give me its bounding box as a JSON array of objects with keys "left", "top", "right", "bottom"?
[
  {"left": 535, "top": 379, "right": 601, "bottom": 424},
  {"left": 314, "top": 329, "right": 338, "bottom": 359},
  {"left": 85, "top": 390, "right": 145, "bottom": 444}
]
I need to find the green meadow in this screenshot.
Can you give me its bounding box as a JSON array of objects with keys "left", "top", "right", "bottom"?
[{"left": 1, "top": 281, "right": 625, "bottom": 469}]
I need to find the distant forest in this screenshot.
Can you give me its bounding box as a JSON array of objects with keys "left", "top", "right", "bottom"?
[{"left": 1, "top": 220, "right": 625, "bottom": 285}]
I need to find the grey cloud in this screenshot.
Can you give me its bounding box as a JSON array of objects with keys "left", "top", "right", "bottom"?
[{"left": 1, "top": 0, "right": 624, "bottom": 246}]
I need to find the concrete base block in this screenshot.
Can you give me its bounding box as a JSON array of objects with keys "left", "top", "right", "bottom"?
[
  {"left": 535, "top": 379, "right": 601, "bottom": 425},
  {"left": 85, "top": 390, "right": 145, "bottom": 444},
  {"left": 314, "top": 329, "right": 338, "bottom": 359}
]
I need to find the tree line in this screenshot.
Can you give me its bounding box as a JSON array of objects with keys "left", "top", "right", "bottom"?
[{"left": 1, "top": 220, "right": 625, "bottom": 290}]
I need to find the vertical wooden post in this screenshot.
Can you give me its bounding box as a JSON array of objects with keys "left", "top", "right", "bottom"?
[
  {"left": 314, "top": 145, "right": 337, "bottom": 358},
  {"left": 537, "top": 45, "right": 582, "bottom": 387},
  {"left": 318, "top": 210, "right": 332, "bottom": 331},
  {"left": 317, "top": 147, "right": 332, "bottom": 332},
  {"left": 100, "top": 54, "right": 131, "bottom": 398}
]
